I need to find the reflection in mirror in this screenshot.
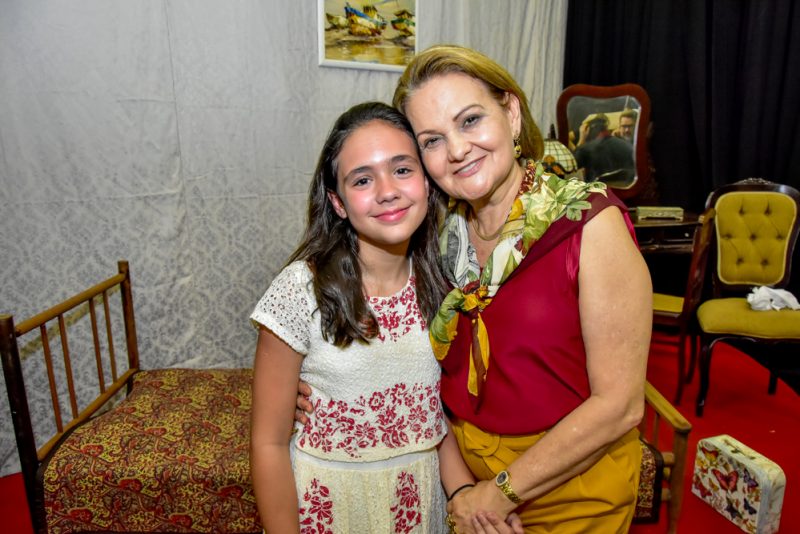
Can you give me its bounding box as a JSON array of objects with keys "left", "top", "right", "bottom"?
[
  {"left": 566, "top": 96, "right": 640, "bottom": 188},
  {"left": 556, "top": 84, "right": 652, "bottom": 201}
]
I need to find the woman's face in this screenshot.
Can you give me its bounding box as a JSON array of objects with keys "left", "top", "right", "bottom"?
[
  {"left": 403, "top": 72, "right": 521, "bottom": 204},
  {"left": 329, "top": 120, "right": 429, "bottom": 252}
]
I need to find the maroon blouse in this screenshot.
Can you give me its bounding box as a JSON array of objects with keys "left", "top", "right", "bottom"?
[{"left": 439, "top": 191, "right": 635, "bottom": 435}]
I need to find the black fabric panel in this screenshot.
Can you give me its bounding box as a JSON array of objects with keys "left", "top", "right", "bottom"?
[
  {"left": 564, "top": 0, "right": 800, "bottom": 210},
  {"left": 564, "top": 0, "right": 800, "bottom": 293}
]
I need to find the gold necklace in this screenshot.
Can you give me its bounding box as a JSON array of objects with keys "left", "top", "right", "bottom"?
[
  {"left": 470, "top": 212, "right": 504, "bottom": 241},
  {"left": 468, "top": 162, "right": 533, "bottom": 241}
]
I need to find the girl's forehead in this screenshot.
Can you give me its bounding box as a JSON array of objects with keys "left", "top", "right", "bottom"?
[
  {"left": 345, "top": 120, "right": 411, "bottom": 145},
  {"left": 337, "top": 121, "right": 418, "bottom": 170}
]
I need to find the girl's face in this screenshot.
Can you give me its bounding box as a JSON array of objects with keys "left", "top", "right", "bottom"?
[
  {"left": 403, "top": 72, "right": 522, "bottom": 205},
  {"left": 329, "top": 120, "right": 429, "bottom": 253}
]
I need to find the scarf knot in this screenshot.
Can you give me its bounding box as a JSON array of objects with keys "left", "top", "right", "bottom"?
[{"left": 463, "top": 286, "right": 491, "bottom": 320}]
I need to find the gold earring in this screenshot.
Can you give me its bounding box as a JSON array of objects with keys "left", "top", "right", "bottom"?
[{"left": 513, "top": 137, "right": 522, "bottom": 159}]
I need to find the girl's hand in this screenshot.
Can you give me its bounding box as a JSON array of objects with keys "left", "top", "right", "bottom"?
[
  {"left": 506, "top": 513, "right": 524, "bottom": 534},
  {"left": 472, "top": 511, "right": 524, "bottom": 534},
  {"left": 294, "top": 380, "right": 313, "bottom": 425},
  {"left": 447, "top": 510, "right": 522, "bottom": 534},
  {"left": 446, "top": 482, "right": 520, "bottom": 534}
]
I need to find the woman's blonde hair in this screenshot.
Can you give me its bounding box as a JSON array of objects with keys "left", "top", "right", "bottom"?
[{"left": 393, "top": 44, "right": 543, "bottom": 161}]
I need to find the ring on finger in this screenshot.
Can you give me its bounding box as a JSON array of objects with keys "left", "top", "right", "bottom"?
[{"left": 446, "top": 514, "right": 457, "bottom": 533}]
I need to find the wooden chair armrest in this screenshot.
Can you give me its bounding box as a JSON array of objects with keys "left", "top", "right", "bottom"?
[
  {"left": 644, "top": 382, "right": 692, "bottom": 434},
  {"left": 641, "top": 381, "right": 692, "bottom": 533}
]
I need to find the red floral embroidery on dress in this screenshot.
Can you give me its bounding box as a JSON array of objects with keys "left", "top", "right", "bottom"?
[
  {"left": 369, "top": 276, "right": 426, "bottom": 342},
  {"left": 391, "top": 471, "right": 422, "bottom": 533},
  {"left": 299, "top": 478, "right": 334, "bottom": 534},
  {"left": 298, "top": 382, "right": 443, "bottom": 459}
]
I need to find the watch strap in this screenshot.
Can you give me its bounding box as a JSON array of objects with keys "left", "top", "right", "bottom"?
[{"left": 495, "top": 470, "right": 522, "bottom": 504}]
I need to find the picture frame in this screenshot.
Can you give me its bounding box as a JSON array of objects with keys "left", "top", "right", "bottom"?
[{"left": 318, "top": 0, "right": 417, "bottom": 72}]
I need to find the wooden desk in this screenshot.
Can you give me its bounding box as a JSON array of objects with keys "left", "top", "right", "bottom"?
[
  {"left": 631, "top": 213, "right": 699, "bottom": 294},
  {"left": 632, "top": 213, "right": 699, "bottom": 255}
]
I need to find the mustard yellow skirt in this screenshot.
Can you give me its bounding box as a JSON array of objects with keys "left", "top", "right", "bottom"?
[{"left": 451, "top": 420, "right": 641, "bottom": 533}]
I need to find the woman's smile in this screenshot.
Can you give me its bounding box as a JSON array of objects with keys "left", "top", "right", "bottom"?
[{"left": 453, "top": 156, "right": 485, "bottom": 178}]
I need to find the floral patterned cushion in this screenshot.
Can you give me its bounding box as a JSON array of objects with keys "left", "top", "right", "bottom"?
[
  {"left": 633, "top": 439, "right": 664, "bottom": 523},
  {"left": 41, "top": 368, "right": 261, "bottom": 533}
]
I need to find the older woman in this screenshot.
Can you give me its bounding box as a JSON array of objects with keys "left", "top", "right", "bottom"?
[{"left": 391, "top": 45, "right": 651, "bottom": 534}]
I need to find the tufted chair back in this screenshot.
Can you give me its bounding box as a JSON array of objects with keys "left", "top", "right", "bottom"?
[{"left": 707, "top": 179, "right": 800, "bottom": 295}]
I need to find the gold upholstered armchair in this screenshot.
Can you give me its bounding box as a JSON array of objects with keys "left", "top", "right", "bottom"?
[{"left": 695, "top": 178, "right": 800, "bottom": 416}]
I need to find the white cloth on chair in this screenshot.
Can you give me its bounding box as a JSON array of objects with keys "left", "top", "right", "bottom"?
[{"left": 746, "top": 286, "right": 800, "bottom": 311}]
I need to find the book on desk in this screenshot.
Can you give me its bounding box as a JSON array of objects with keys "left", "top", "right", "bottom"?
[
  {"left": 633, "top": 206, "right": 685, "bottom": 220},
  {"left": 631, "top": 208, "right": 697, "bottom": 255}
]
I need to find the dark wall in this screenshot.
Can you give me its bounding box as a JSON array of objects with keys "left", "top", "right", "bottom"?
[
  {"left": 564, "top": 0, "right": 800, "bottom": 294},
  {"left": 564, "top": 0, "right": 800, "bottom": 212}
]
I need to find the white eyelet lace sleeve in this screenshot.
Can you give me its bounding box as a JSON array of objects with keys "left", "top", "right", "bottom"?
[{"left": 250, "top": 261, "right": 314, "bottom": 355}]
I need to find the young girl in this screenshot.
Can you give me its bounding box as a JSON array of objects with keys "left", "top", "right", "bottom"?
[{"left": 248, "top": 102, "right": 453, "bottom": 533}]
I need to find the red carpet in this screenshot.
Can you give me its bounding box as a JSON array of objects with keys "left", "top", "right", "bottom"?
[
  {"left": 632, "top": 333, "right": 799, "bottom": 533},
  {"left": 1, "top": 335, "right": 797, "bottom": 532},
  {"left": 1, "top": 471, "right": 31, "bottom": 533}
]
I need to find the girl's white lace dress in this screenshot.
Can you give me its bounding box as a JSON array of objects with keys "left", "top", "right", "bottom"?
[{"left": 250, "top": 261, "right": 447, "bottom": 533}]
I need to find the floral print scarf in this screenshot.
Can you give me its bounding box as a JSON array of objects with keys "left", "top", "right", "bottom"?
[{"left": 429, "top": 159, "right": 607, "bottom": 399}]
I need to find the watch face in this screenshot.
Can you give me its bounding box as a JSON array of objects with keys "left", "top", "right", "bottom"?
[{"left": 496, "top": 471, "right": 508, "bottom": 485}]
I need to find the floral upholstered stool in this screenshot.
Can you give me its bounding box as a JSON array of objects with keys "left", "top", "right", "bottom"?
[{"left": 692, "top": 434, "right": 786, "bottom": 534}]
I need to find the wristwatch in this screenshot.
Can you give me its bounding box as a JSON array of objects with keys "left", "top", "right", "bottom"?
[{"left": 494, "top": 470, "right": 522, "bottom": 504}]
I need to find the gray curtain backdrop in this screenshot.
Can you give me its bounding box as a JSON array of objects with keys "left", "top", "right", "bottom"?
[{"left": 0, "top": 0, "right": 568, "bottom": 476}]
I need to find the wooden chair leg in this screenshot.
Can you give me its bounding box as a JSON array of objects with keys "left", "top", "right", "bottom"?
[
  {"left": 696, "top": 340, "right": 712, "bottom": 417},
  {"left": 667, "top": 428, "right": 690, "bottom": 534},
  {"left": 685, "top": 331, "right": 698, "bottom": 384},
  {"left": 768, "top": 372, "right": 778, "bottom": 394},
  {"left": 674, "top": 331, "right": 686, "bottom": 405}
]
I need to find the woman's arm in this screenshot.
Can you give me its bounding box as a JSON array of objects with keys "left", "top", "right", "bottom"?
[
  {"left": 452, "top": 205, "right": 652, "bottom": 517},
  {"left": 251, "top": 327, "right": 305, "bottom": 533}
]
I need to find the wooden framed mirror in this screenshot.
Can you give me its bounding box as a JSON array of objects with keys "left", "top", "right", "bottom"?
[{"left": 556, "top": 83, "right": 652, "bottom": 201}]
